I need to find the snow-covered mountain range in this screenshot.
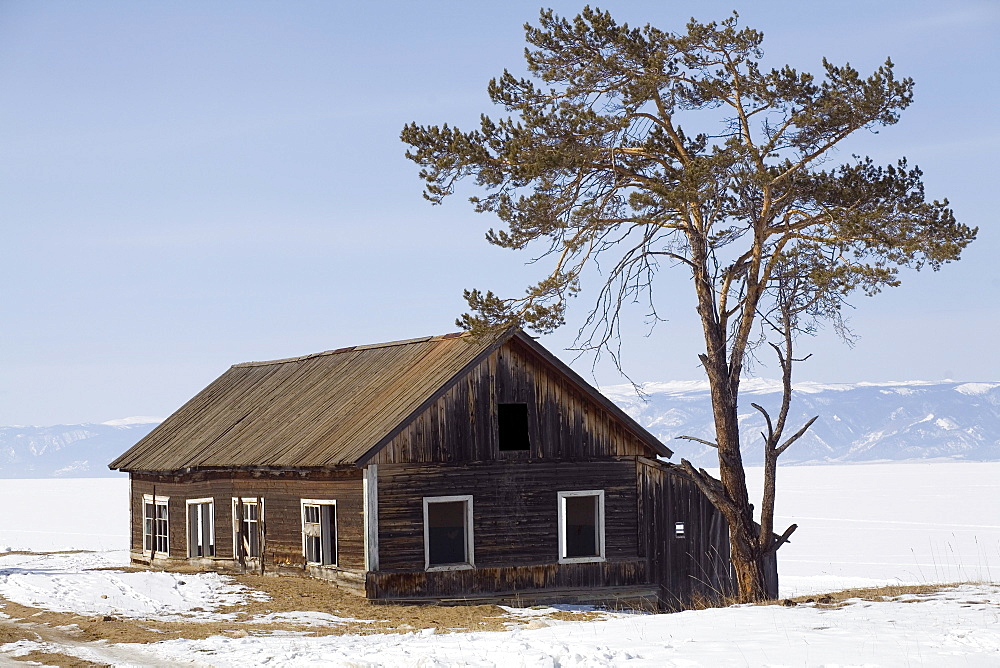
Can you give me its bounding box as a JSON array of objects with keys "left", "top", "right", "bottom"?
[
  {"left": 604, "top": 380, "right": 1000, "bottom": 466},
  {"left": 0, "top": 418, "right": 160, "bottom": 478},
  {"left": 2, "top": 380, "right": 998, "bottom": 477}
]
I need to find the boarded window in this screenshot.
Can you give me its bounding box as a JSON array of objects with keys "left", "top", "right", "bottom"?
[
  {"left": 424, "top": 496, "right": 474, "bottom": 569},
  {"left": 498, "top": 403, "right": 530, "bottom": 451},
  {"left": 302, "top": 501, "right": 337, "bottom": 566},
  {"left": 187, "top": 499, "right": 215, "bottom": 557},
  {"left": 143, "top": 496, "right": 168, "bottom": 554},
  {"left": 558, "top": 490, "right": 605, "bottom": 562}
]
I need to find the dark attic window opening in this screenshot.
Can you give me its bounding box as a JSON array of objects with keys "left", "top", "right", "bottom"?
[{"left": 497, "top": 403, "right": 531, "bottom": 451}]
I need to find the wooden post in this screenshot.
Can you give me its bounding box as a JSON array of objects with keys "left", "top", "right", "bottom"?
[
  {"left": 363, "top": 465, "right": 379, "bottom": 572},
  {"left": 257, "top": 495, "right": 265, "bottom": 576}
]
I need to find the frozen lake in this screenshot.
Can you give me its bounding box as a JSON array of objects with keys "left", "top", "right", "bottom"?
[{"left": 1, "top": 462, "right": 998, "bottom": 595}]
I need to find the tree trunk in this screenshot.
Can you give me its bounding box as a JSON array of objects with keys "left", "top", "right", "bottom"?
[
  {"left": 693, "top": 247, "right": 771, "bottom": 602},
  {"left": 729, "top": 523, "right": 768, "bottom": 601},
  {"left": 713, "top": 397, "right": 770, "bottom": 600}
]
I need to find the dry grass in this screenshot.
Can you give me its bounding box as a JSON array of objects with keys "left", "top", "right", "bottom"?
[
  {"left": 657, "top": 583, "right": 973, "bottom": 613},
  {"left": 9, "top": 650, "right": 107, "bottom": 667},
  {"left": 769, "top": 583, "right": 964, "bottom": 609}
]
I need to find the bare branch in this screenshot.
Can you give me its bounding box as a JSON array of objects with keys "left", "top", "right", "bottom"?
[
  {"left": 769, "top": 523, "right": 798, "bottom": 553},
  {"left": 776, "top": 415, "right": 819, "bottom": 456},
  {"left": 675, "top": 435, "right": 719, "bottom": 449},
  {"left": 750, "top": 402, "right": 774, "bottom": 443}
]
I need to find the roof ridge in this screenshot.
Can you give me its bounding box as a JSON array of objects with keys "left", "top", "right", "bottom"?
[{"left": 232, "top": 331, "right": 469, "bottom": 368}]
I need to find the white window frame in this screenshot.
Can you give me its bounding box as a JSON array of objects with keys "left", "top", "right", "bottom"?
[
  {"left": 557, "top": 490, "right": 606, "bottom": 564},
  {"left": 186, "top": 497, "right": 215, "bottom": 558},
  {"left": 232, "top": 497, "right": 264, "bottom": 560},
  {"left": 142, "top": 493, "right": 169, "bottom": 556},
  {"left": 301, "top": 499, "right": 338, "bottom": 567},
  {"left": 423, "top": 495, "right": 475, "bottom": 571}
]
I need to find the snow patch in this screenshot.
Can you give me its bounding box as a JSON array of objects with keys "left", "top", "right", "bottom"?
[
  {"left": 52, "top": 460, "right": 92, "bottom": 476},
  {"left": 935, "top": 417, "right": 959, "bottom": 430},
  {"left": 0, "top": 551, "right": 267, "bottom": 621},
  {"left": 954, "top": 382, "right": 1000, "bottom": 396},
  {"left": 100, "top": 416, "right": 164, "bottom": 426}
]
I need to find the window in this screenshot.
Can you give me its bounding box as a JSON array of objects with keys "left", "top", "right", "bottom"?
[
  {"left": 675, "top": 522, "right": 686, "bottom": 538},
  {"left": 142, "top": 494, "right": 168, "bottom": 555},
  {"left": 423, "top": 495, "right": 474, "bottom": 570},
  {"left": 557, "top": 490, "right": 605, "bottom": 563},
  {"left": 497, "top": 403, "right": 530, "bottom": 451},
  {"left": 186, "top": 498, "right": 215, "bottom": 558},
  {"left": 233, "top": 498, "right": 263, "bottom": 560},
  {"left": 301, "top": 500, "right": 337, "bottom": 566}
]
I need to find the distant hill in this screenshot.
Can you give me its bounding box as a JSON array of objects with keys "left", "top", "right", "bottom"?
[
  {"left": 2, "top": 379, "right": 999, "bottom": 477},
  {"left": 0, "top": 418, "right": 160, "bottom": 478},
  {"left": 603, "top": 380, "right": 1000, "bottom": 467}
]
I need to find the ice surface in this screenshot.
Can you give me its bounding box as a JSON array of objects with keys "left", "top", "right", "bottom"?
[{"left": 0, "top": 478, "right": 129, "bottom": 551}]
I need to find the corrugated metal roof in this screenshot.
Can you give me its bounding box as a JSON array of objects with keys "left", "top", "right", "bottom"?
[
  {"left": 109, "top": 328, "right": 671, "bottom": 472},
  {"left": 109, "top": 331, "right": 496, "bottom": 472}
]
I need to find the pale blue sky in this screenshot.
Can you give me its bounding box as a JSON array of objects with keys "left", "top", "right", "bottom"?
[{"left": 2, "top": 1, "right": 997, "bottom": 425}]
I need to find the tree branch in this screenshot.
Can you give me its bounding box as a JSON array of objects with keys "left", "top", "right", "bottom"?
[
  {"left": 776, "top": 415, "right": 819, "bottom": 456},
  {"left": 769, "top": 523, "right": 798, "bottom": 553},
  {"left": 675, "top": 435, "right": 719, "bottom": 449}
]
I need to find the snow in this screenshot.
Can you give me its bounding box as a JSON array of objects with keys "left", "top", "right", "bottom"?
[
  {"left": 1, "top": 464, "right": 999, "bottom": 665},
  {"left": 0, "top": 551, "right": 265, "bottom": 620},
  {"left": 956, "top": 383, "right": 1000, "bottom": 396},
  {"left": 101, "top": 416, "right": 164, "bottom": 426},
  {"left": 4, "top": 585, "right": 999, "bottom": 666},
  {"left": 111, "top": 586, "right": 1000, "bottom": 667}
]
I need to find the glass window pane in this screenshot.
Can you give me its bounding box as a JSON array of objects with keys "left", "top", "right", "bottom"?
[
  {"left": 565, "top": 495, "right": 598, "bottom": 558},
  {"left": 427, "top": 501, "right": 467, "bottom": 565},
  {"left": 304, "top": 505, "right": 319, "bottom": 524}
]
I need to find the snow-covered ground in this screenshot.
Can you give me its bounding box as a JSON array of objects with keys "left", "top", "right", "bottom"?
[
  {"left": 5, "top": 582, "right": 997, "bottom": 667},
  {"left": 0, "top": 463, "right": 998, "bottom": 665}
]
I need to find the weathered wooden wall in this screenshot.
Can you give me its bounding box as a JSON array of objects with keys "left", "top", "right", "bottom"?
[
  {"left": 369, "top": 458, "right": 643, "bottom": 600},
  {"left": 637, "top": 459, "right": 737, "bottom": 607},
  {"left": 371, "top": 337, "right": 654, "bottom": 465},
  {"left": 129, "top": 469, "right": 365, "bottom": 577}
]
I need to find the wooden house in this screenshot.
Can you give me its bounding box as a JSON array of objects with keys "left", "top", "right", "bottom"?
[{"left": 109, "top": 328, "right": 738, "bottom": 608}]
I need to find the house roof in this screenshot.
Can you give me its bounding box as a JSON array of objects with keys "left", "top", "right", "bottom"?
[{"left": 109, "top": 328, "right": 670, "bottom": 473}]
